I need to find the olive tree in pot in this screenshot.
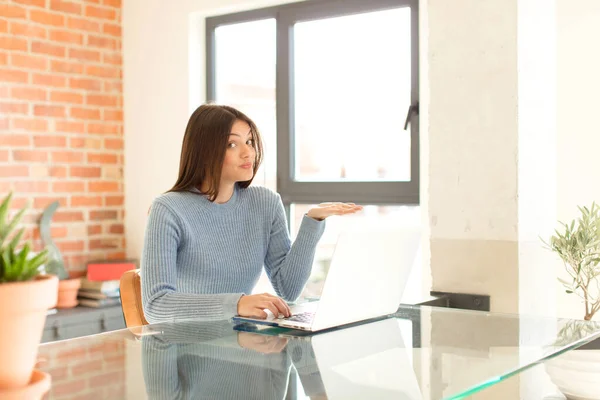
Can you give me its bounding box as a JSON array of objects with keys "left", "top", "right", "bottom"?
[
  {"left": 0, "top": 192, "right": 57, "bottom": 399},
  {"left": 543, "top": 203, "right": 600, "bottom": 400},
  {"left": 544, "top": 203, "right": 600, "bottom": 322}
]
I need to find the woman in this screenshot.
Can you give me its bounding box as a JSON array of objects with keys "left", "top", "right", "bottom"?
[{"left": 141, "top": 104, "right": 362, "bottom": 323}]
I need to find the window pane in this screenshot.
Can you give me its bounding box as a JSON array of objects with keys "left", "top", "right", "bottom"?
[
  {"left": 214, "top": 19, "right": 277, "bottom": 191},
  {"left": 293, "top": 8, "right": 412, "bottom": 182}
]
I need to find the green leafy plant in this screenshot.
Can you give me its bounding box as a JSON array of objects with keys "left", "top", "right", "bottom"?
[
  {"left": 543, "top": 202, "right": 600, "bottom": 320},
  {"left": 0, "top": 192, "right": 48, "bottom": 283}
]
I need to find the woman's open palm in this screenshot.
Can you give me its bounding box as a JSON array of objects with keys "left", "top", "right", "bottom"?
[{"left": 307, "top": 202, "right": 363, "bottom": 221}]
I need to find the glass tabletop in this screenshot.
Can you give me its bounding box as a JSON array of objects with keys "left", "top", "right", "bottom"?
[{"left": 37, "top": 304, "right": 600, "bottom": 400}]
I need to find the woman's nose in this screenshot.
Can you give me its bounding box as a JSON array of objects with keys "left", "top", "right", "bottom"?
[{"left": 241, "top": 146, "right": 253, "bottom": 158}]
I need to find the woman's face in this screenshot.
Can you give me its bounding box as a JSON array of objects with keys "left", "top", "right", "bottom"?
[{"left": 220, "top": 119, "right": 256, "bottom": 185}]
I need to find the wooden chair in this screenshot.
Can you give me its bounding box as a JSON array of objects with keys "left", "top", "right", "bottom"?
[{"left": 119, "top": 269, "right": 149, "bottom": 328}]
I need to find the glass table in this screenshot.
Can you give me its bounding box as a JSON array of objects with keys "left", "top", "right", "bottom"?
[{"left": 37, "top": 305, "right": 600, "bottom": 399}]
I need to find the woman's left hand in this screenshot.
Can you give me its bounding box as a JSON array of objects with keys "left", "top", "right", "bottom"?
[{"left": 306, "top": 202, "right": 363, "bottom": 221}]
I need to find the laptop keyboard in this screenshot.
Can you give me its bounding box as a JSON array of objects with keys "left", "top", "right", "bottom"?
[{"left": 284, "top": 312, "right": 314, "bottom": 323}]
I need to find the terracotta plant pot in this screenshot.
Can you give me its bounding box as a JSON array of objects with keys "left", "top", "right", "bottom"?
[
  {"left": 0, "top": 275, "right": 58, "bottom": 390},
  {"left": 0, "top": 370, "right": 51, "bottom": 400},
  {"left": 57, "top": 278, "right": 81, "bottom": 309}
]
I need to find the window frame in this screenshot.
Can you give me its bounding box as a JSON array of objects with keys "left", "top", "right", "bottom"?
[{"left": 206, "top": 0, "right": 419, "bottom": 206}]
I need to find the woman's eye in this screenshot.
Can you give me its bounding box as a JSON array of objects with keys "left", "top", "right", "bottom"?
[
  {"left": 227, "top": 142, "right": 236, "bottom": 148},
  {"left": 246, "top": 139, "right": 254, "bottom": 146}
]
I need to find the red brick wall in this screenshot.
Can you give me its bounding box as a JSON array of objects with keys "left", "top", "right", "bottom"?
[
  {"left": 0, "top": 0, "right": 125, "bottom": 272},
  {"left": 38, "top": 336, "right": 126, "bottom": 399}
]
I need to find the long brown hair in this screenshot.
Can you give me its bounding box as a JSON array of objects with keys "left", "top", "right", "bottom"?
[{"left": 168, "top": 104, "right": 263, "bottom": 201}]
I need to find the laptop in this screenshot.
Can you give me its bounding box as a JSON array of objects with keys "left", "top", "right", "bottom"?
[{"left": 232, "top": 225, "right": 421, "bottom": 332}]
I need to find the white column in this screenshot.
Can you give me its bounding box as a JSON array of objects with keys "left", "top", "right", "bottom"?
[
  {"left": 517, "top": 1, "right": 558, "bottom": 397},
  {"left": 427, "top": 0, "right": 521, "bottom": 314},
  {"left": 426, "top": 0, "right": 558, "bottom": 316},
  {"left": 425, "top": 0, "right": 557, "bottom": 397}
]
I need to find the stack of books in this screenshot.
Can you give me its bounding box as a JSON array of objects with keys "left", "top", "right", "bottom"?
[
  {"left": 77, "top": 259, "right": 138, "bottom": 308},
  {"left": 78, "top": 278, "right": 121, "bottom": 308}
]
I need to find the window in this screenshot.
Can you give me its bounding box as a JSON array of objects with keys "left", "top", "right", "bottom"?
[
  {"left": 206, "top": 0, "right": 419, "bottom": 299},
  {"left": 211, "top": 19, "right": 277, "bottom": 191}
]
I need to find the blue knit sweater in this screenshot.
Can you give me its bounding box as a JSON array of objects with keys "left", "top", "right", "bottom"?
[{"left": 141, "top": 185, "right": 326, "bottom": 323}]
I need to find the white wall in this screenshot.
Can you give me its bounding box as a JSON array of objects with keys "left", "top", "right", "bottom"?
[
  {"left": 556, "top": 0, "right": 600, "bottom": 319},
  {"left": 425, "top": 0, "right": 599, "bottom": 321}
]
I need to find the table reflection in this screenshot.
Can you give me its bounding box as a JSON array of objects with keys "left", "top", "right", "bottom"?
[{"left": 141, "top": 318, "right": 421, "bottom": 400}]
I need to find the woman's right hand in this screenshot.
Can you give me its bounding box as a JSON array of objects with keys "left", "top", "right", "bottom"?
[
  {"left": 237, "top": 332, "right": 288, "bottom": 354},
  {"left": 237, "top": 293, "right": 291, "bottom": 319}
]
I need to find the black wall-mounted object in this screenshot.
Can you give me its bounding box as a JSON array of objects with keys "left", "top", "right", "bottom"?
[{"left": 430, "top": 291, "right": 491, "bottom": 312}]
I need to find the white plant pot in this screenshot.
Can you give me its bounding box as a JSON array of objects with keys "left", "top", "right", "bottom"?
[{"left": 545, "top": 349, "right": 600, "bottom": 400}]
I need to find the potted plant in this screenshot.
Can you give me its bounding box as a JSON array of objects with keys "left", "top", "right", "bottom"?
[
  {"left": 544, "top": 203, "right": 600, "bottom": 321},
  {"left": 0, "top": 192, "right": 57, "bottom": 399},
  {"left": 543, "top": 203, "right": 600, "bottom": 400},
  {"left": 40, "top": 201, "right": 81, "bottom": 308}
]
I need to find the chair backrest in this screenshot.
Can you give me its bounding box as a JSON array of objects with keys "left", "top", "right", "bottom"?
[{"left": 120, "top": 269, "right": 149, "bottom": 327}]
